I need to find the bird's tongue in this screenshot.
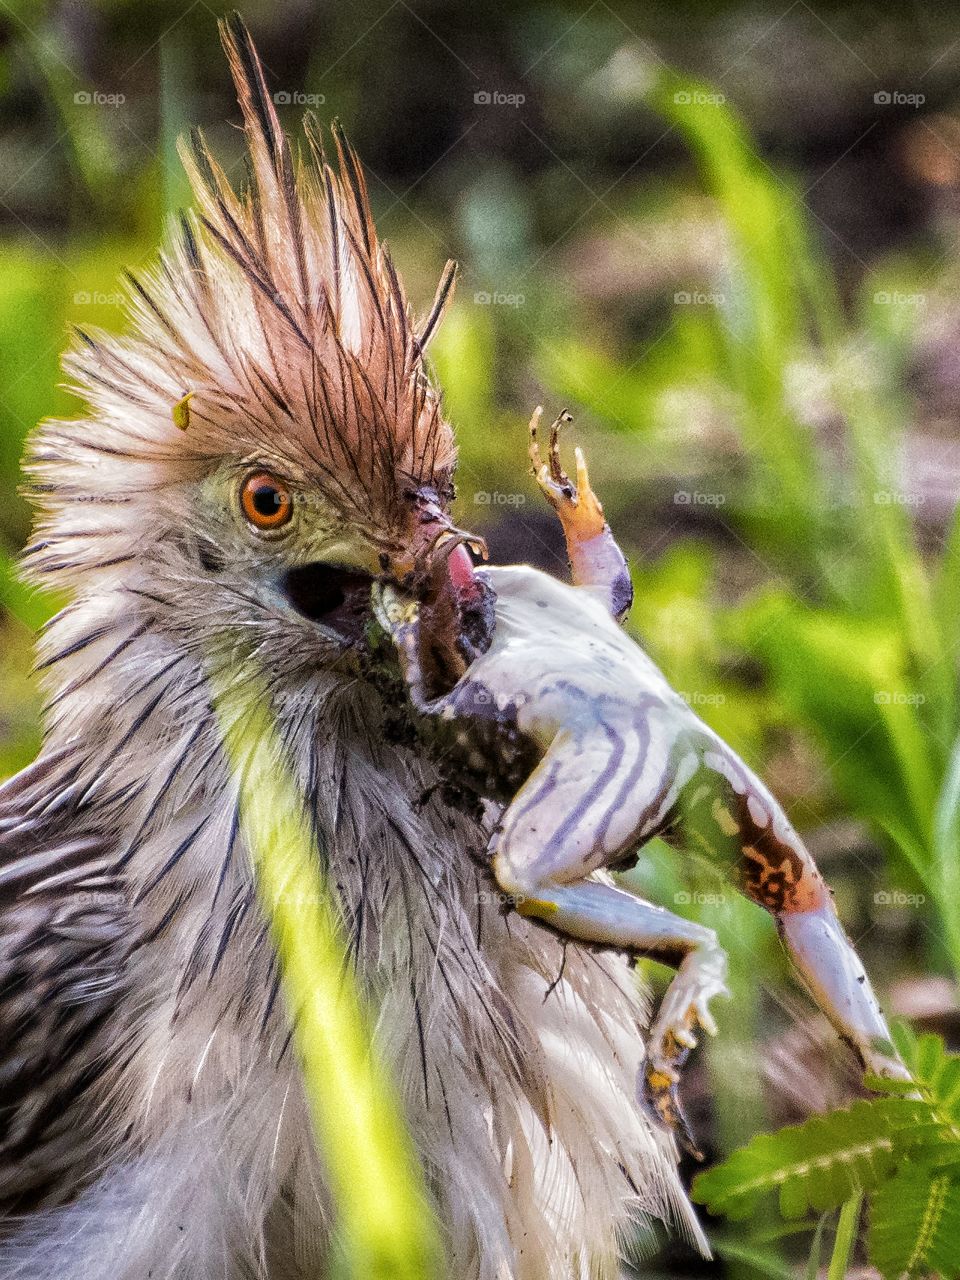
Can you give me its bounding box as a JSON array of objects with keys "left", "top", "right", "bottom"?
[{"left": 445, "top": 541, "right": 481, "bottom": 604}]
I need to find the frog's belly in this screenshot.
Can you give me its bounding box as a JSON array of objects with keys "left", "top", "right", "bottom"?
[{"left": 482, "top": 565, "right": 675, "bottom": 704}]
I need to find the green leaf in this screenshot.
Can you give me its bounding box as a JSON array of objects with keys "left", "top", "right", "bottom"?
[
  {"left": 868, "top": 1168, "right": 960, "bottom": 1279},
  {"left": 894, "top": 1029, "right": 960, "bottom": 1133},
  {"left": 692, "top": 1099, "right": 938, "bottom": 1221},
  {"left": 931, "top": 737, "right": 960, "bottom": 966},
  {"left": 732, "top": 595, "right": 938, "bottom": 850},
  {"left": 711, "top": 1238, "right": 798, "bottom": 1280}
]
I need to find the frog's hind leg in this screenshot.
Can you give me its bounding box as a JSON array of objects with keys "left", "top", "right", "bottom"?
[
  {"left": 491, "top": 722, "right": 729, "bottom": 1153},
  {"left": 528, "top": 406, "right": 634, "bottom": 622},
  {"left": 676, "top": 736, "right": 910, "bottom": 1084}
]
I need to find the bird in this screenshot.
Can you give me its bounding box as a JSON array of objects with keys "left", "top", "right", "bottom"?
[{"left": 0, "top": 15, "right": 705, "bottom": 1279}]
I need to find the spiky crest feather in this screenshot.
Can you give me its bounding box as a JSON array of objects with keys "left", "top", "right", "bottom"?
[{"left": 29, "top": 12, "right": 458, "bottom": 587}]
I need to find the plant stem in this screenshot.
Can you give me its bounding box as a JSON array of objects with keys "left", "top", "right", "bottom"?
[{"left": 827, "top": 1194, "right": 863, "bottom": 1280}]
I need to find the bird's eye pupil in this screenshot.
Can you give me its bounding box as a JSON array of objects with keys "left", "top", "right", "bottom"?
[
  {"left": 252, "top": 485, "right": 281, "bottom": 516},
  {"left": 240, "top": 471, "right": 293, "bottom": 530}
]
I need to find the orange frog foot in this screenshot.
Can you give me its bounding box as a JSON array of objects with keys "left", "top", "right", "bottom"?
[{"left": 528, "top": 406, "right": 607, "bottom": 545}]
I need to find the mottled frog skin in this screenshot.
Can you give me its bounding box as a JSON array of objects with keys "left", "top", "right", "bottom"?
[{"left": 376, "top": 410, "right": 910, "bottom": 1151}]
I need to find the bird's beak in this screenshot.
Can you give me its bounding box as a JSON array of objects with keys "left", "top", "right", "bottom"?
[
  {"left": 386, "top": 489, "right": 488, "bottom": 611},
  {"left": 377, "top": 490, "right": 495, "bottom": 696}
]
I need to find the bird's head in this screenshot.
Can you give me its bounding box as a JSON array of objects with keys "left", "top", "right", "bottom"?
[{"left": 26, "top": 16, "right": 490, "bottom": 694}]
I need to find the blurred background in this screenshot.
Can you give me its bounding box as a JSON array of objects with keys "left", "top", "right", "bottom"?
[{"left": 2, "top": 1, "right": 960, "bottom": 1274}]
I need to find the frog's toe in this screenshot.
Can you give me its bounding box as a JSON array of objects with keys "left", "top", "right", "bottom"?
[
  {"left": 693, "top": 1001, "right": 719, "bottom": 1038},
  {"left": 528, "top": 405, "right": 545, "bottom": 475},
  {"left": 648, "top": 1057, "right": 681, "bottom": 1085},
  {"left": 640, "top": 1062, "right": 703, "bottom": 1160},
  {"left": 547, "top": 410, "right": 573, "bottom": 485},
  {"left": 675, "top": 1026, "right": 698, "bottom": 1050}
]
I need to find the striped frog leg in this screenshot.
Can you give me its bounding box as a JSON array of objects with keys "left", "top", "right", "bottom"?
[
  {"left": 489, "top": 712, "right": 730, "bottom": 1155},
  {"left": 670, "top": 731, "right": 911, "bottom": 1085},
  {"left": 528, "top": 408, "right": 634, "bottom": 623},
  {"left": 491, "top": 711, "right": 910, "bottom": 1150}
]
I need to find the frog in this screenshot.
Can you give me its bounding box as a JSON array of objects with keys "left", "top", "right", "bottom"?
[{"left": 373, "top": 407, "right": 911, "bottom": 1153}]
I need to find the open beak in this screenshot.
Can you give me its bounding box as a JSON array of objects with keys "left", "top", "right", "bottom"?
[{"left": 378, "top": 490, "right": 495, "bottom": 695}]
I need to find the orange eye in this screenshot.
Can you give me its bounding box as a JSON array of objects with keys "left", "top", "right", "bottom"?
[{"left": 240, "top": 471, "right": 293, "bottom": 531}]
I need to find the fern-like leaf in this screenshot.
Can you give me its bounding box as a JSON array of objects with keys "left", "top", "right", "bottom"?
[
  {"left": 868, "top": 1167, "right": 960, "bottom": 1279},
  {"left": 895, "top": 1026, "right": 960, "bottom": 1132},
  {"left": 692, "top": 1099, "right": 938, "bottom": 1220}
]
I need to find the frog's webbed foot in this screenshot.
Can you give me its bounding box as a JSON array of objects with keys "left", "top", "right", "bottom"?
[
  {"left": 643, "top": 948, "right": 730, "bottom": 1158},
  {"left": 527, "top": 406, "right": 633, "bottom": 622}
]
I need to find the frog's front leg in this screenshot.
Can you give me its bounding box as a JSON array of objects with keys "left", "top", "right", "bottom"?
[
  {"left": 491, "top": 724, "right": 729, "bottom": 1154},
  {"left": 528, "top": 407, "right": 634, "bottom": 623}
]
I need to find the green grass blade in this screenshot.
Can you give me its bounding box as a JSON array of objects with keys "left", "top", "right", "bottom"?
[
  {"left": 827, "top": 1195, "right": 862, "bottom": 1280},
  {"left": 209, "top": 661, "right": 441, "bottom": 1279}
]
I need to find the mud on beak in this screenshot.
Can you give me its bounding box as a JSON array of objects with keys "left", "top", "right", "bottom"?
[{"left": 378, "top": 496, "right": 496, "bottom": 696}]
